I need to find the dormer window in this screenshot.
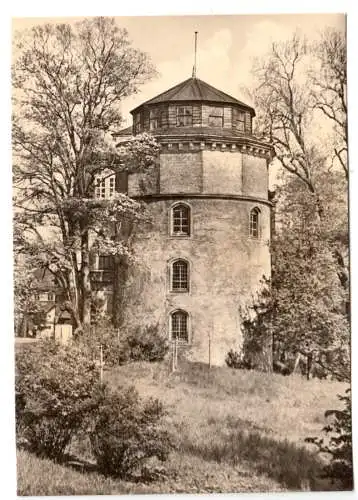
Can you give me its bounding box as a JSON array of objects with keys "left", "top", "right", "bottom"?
[
  {"left": 177, "top": 106, "right": 193, "bottom": 127},
  {"left": 208, "top": 106, "right": 224, "bottom": 127}
]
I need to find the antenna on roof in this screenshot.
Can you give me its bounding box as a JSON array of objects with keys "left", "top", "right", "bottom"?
[{"left": 192, "top": 31, "right": 198, "bottom": 78}]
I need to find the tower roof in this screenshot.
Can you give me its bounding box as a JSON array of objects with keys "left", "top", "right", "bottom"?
[{"left": 131, "top": 77, "right": 255, "bottom": 115}]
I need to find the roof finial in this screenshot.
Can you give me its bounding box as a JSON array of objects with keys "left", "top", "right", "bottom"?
[{"left": 192, "top": 31, "right": 198, "bottom": 78}]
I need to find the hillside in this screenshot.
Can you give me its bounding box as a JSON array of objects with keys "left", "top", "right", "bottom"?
[{"left": 17, "top": 359, "right": 347, "bottom": 495}]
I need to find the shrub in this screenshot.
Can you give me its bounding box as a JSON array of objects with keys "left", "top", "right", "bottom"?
[
  {"left": 126, "top": 324, "right": 169, "bottom": 362},
  {"left": 225, "top": 349, "right": 253, "bottom": 370},
  {"left": 77, "top": 321, "right": 169, "bottom": 367},
  {"left": 16, "top": 340, "right": 100, "bottom": 461},
  {"left": 306, "top": 388, "right": 353, "bottom": 490},
  {"left": 89, "top": 385, "right": 172, "bottom": 479},
  {"left": 77, "top": 319, "right": 130, "bottom": 368}
]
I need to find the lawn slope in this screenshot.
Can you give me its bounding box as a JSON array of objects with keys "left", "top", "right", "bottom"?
[{"left": 17, "top": 359, "right": 346, "bottom": 495}]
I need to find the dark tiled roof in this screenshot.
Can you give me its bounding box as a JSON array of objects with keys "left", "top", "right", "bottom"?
[
  {"left": 131, "top": 78, "right": 254, "bottom": 114},
  {"left": 116, "top": 125, "right": 132, "bottom": 136},
  {"left": 33, "top": 268, "right": 58, "bottom": 292}
]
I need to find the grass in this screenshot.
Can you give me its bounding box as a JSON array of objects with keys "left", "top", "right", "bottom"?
[
  {"left": 106, "top": 359, "right": 346, "bottom": 491},
  {"left": 17, "top": 448, "right": 285, "bottom": 495},
  {"left": 17, "top": 358, "right": 347, "bottom": 495}
]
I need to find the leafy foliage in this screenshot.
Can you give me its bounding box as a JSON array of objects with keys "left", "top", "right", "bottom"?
[
  {"left": 16, "top": 340, "right": 100, "bottom": 460},
  {"left": 305, "top": 389, "right": 352, "bottom": 490},
  {"left": 89, "top": 385, "right": 172, "bottom": 479},
  {"left": 126, "top": 324, "right": 169, "bottom": 362},
  {"left": 225, "top": 349, "right": 252, "bottom": 370},
  {"left": 12, "top": 17, "right": 158, "bottom": 329},
  {"left": 77, "top": 319, "right": 130, "bottom": 367},
  {"left": 77, "top": 321, "right": 169, "bottom": 367}
]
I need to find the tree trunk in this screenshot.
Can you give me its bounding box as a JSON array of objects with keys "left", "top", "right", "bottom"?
[
  {"left": 112, "top": 255, "right": 129, "bottom": 328},
  {"left": 80, "top": 219, "right": 91, "bottom": 328},
  {"left": 306, "top": 353, "right": 313, "bottom": 380},
  {"left": 255, "top": 327, "right": 273, "bottom": 373},
  {"left": 112, "top": 219, "right": 133, "bottom": 328},
  {"left": 293, "top": 352, "right": 301, "bottom": 374}
]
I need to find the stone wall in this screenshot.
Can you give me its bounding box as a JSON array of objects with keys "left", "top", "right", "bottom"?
[{"left": 119, "top": 197, "right": 271, "bottom": 365}]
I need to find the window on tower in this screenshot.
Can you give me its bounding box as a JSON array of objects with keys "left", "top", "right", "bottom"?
[
  {"left": 171, "top": 259, "right": 189, "bottom": 292},
  {"left": 149, "top": 108, "right": 160, "bottom": 130},
  {"left": 233, "top": 108, "right": 246, "bottom": 133},
  {"left": 171, "top": 203, "right": 191, "bottom": 236},
  {"left": 134, "top": 112, "right": 142, "bottom": 134},
  {"left": 208, "top": 106, "right": 224, "bottom": 127},
  {"left": 170, "top": 309, "right": 189, "bottom": 342},
  {"left": 176, "top": 106, "right": 193, "bottom": 126},
  {"left": 249, "top": 207, "right": 260, "bottom": 238}
]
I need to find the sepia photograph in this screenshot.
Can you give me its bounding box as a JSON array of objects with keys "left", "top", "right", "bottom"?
[{"left": 11, "top": 12, "right": 352, "bottom": 495}]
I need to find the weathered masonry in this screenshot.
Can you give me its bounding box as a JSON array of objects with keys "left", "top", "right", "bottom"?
[{"left": 96, "top": 77, "right": 274, "bottom": 365}]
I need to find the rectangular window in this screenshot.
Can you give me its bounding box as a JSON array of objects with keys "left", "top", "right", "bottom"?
[
  {"left": 134, "top": 112, "right": 142, "bottom": 134},
  {"left": 250, "top": 210, "right": 260, "bottom": 238},
  {"left": 208, "top": 106, "right": 224, "bottom": 127},
  {"left": 95, "top": 175, "right": 115, "bottom": 199},
  {"left": 172, "top": 260, "right": 189, "bottom": 291},
  {"left": 171, "top": 311, "right": 188, "bottom": 342},
  {"left": 172, "top": 204, "right": 190, "bottom": 235},
  {"left": 98, "top": 255, "right": 114, "bottom": 271},
  {"left": 233, "top": 108, "right": 245, "bottom": 132},
  {"left": 149, "top": 108, "right": 160, "bottom": 130},
  {"left": 177, "top": 106, "right": 193, "bottom": 127}
]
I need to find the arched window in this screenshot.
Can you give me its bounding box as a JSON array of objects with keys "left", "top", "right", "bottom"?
[
  {"left": 170, "top": 310, "right": 189, "bottom": 342},
  {"left": 172, "top": 203, "right": 190, "bottom": 236},
  {"left": 249, "top": 208, "right": 260, "bottom": 238},
  {"left": 171, "top": 259, "right": 189, "bottom": 292}
]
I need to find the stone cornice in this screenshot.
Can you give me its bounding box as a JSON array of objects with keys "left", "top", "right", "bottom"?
[
  {"left": 156, "top": 135, "right": 273, "bottom": 159},
  {"left": 132, "top": 193, "right": 273, "bottom": 207}
]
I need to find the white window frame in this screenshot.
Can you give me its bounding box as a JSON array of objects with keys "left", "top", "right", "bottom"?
[
  {"left": 249, "top": 207, "right": 261, "bottom": 239},
  {"left": 169, "top": 309, "right": 190, "bottom": 343},
  {"left": 170, "top": 259, "right": 190, "bottom": 292},
  {"left": 170, "top": 203, "right": 191, "bottom": 237},
  {"left": 95, "top": 172, "right": 116, "bottom": 199}
]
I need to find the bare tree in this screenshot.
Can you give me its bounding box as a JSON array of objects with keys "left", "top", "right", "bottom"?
[
  {"left": 252, "top": 34, "right": 326, "bottom": 218},
  {"left": 13, "top": 17, "right": 157, "bottom": 331},
  {"left": 310, "top": 28, "right": 347, "bottom": 179}
]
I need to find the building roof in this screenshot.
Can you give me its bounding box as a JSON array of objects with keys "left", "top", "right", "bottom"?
[
  {"left": 116, "top": 125, "right": 132, "bottom": 136},
  {"left": 131, "top": 77, "right": 255, "bottom": 114}
]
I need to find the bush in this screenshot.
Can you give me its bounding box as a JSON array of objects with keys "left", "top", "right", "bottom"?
[
  {"left": 77, "top": 319, "right": 130, "bottom": 368},
  {"left": 225, "top": 349, "right": 253, "bottom": 370},
  {"left": 16, "top": 340, "right": 100, "bottom": 461},
  {"left": 306, "top": 388, "right": 353, "bottom": 490},
  {"left": 89, "top": 385, "right": 172, "bottom": 479},
  {"left": 77, "top": 321, "right": 169, "bottom": 367},
  {"left": 126, "top": 324, "right": 169, "bottom": 362}
]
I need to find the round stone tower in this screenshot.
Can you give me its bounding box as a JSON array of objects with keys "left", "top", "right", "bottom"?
[{"left": 118, "top": 77, "right": 273, "bottom": 365}]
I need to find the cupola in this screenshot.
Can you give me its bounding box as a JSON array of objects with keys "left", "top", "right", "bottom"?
[{"left": 130, "top": 77, "right": 255, "bottom": 138}]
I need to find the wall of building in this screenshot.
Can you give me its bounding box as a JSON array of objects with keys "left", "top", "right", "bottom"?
[{"left": 119, "top": 197, "right": 271, "bottom": 365}]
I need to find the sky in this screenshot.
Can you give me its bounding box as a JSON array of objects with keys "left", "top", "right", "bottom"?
[{"left": 12, "top": 14, "right": 345, "bottom": 127}]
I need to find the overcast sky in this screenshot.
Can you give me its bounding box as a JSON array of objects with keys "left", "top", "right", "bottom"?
[{"left": 13, "top": 14, "right": 345, "bottom": 127}]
